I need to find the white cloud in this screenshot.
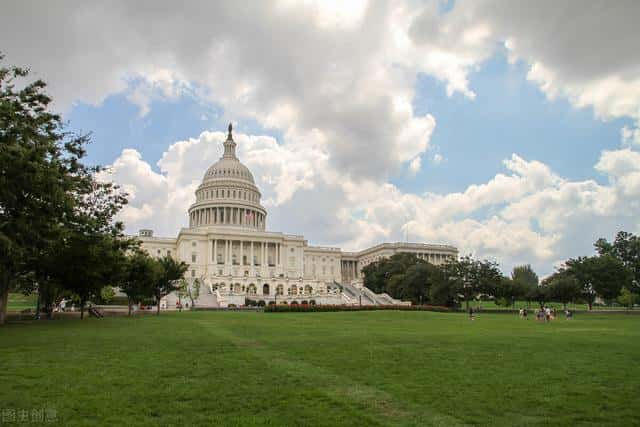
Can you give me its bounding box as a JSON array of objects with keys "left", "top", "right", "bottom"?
[
  {"left": 409, "top": 0, "right": 640, "bottom": 128},
  {"left": 408, "top": 157, "right": 422, "bottom": 176},
  {"left": 0, "top": 0, "right": 446, "bottom": 181},
  {"left": 621, "top": 124, "right": 640, "bottom": 146}
]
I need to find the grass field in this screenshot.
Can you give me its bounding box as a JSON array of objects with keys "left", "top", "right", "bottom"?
[
  {"left": 1, "top": 311, "right": 639, "bottom": 426},
  {"left": 6, "top": 293, "right": 38, "bottom": 311}
]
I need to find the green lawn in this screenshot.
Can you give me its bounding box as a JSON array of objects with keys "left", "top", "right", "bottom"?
[
  {"left": 1, "top": 311, "right": 638, "bottom": 426},
  {"left": 6, "top": 292, "right": 38, "bottom": 311}
]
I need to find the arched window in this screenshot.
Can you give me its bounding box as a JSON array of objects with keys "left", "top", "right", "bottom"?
[
  {"left": 289, "top": 285, "right": 298, "bottom": 296},
  {"left": 247, "top": 284, "right": 257, "bottom": 295},
  {"left": 304, "top": 285, "right": 312, "bottom": 295},
  {"left": 276, "top": 284, "right": 284, "bottom": 296},
  {"left": 263, "top": 284, "right": 270, "bottom": 295}
]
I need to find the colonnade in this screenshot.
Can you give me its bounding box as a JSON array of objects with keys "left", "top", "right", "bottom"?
[
  {"left": 212, "top": 239, "right": 282, "bottom": 268},
  {"left": 416, "top": 252, "right": 452, "bottom": 264},
  {"left": 341, "top": 260, "right": 359, "bottom": 282},
  {"left": 189, "top": 206, "right": 264, "bottom": 229}
]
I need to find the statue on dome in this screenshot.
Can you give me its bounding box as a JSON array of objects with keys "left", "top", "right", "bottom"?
[{"left": 228, "top": 122, "right": 233, "bottom": 139}]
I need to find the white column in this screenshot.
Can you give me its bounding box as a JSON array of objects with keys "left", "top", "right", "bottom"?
[
  {"left": 250, "top": 242, "right": 254, "bottom": 267},
  {"left": 240, "top": 240, "right": 244, "bottom": 266},
  {"left": 213, "top": 240, "right": 217, "bottom": 263},
  {"left": 262, "top": 242, "right": 266, "bottom": 266}
]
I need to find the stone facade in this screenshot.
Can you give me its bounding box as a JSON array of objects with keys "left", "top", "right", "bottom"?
[{"left": 135, "top": 125, "right": 458, "bottom": 307}]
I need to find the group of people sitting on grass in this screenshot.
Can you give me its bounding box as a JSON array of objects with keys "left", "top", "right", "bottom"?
[{"left": 518, "top": 306, "right": 572, "bottom": 321}]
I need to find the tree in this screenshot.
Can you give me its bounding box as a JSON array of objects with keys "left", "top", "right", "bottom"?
[
  {"left": 546, "top": 273, "right": 581, "bottom": 309},
  {"left": 100, "top": 286, "right": 116, "bottom": 304},
  {"left": 121, "top": 252, "right": 160, "bottom": 316},
  {"left": 49, "top": 232, "right": 129, "bottom": 319},
  {"left": 617, "top": 287, "right": 638, "bottom": 309},
  {"left": 385, "top": 262, "right": 444, "bottom": 304},
  {"left": 511, "top": 265, "right": 538, "bottom": 286},
  {"left": 527, "top": 284, "right": 550, "bottom": 309},
  {"left": 565, "top": 255, "right": 632, "bottom": 310},
  {"left": 362, "top": 253, "right": 426, "bottom": 294},
  {"left": 175, "top": 279, "right": 188, "bottom": 312},
  {"left": 187, "top": 278, "right": 202, "bottom": 308},
  {"left": 152, "top": 256, "right": 188, "bottom": 315},
  {"left": 595, "top": 231, "right": 640, "bottom": 293},
  {"left": 0, "top": 55, "right": 128, "bottom": 324},
  {"left": 494, "top": 276, "right": 527, "bottom": 307},
  {"left": 441, "top": 256, "right": 502, "bottom": 310},
  {"left": 0, "top": 59, "right": 83, "bottom": 324}
]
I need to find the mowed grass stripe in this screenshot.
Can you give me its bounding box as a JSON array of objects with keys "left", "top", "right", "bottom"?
[{"left": 197, "top": 318, "right": 466, "bottom": 426}]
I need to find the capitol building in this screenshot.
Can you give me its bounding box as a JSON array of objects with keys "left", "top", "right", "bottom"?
[{"left": 137, "top": 125, "right": 458, "bottom": 307}]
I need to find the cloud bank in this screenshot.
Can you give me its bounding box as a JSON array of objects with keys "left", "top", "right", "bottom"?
[{"left": 3, "top": 0, "right": 640, "bottom": 275}]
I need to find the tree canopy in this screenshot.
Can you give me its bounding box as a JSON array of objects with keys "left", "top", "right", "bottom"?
[{"left": 0, "top": 55, "right": 129, "bottom": 324}]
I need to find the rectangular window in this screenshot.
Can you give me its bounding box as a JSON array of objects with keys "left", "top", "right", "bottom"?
[
  {"left": 192, "top": 254, "right": 197, "bottom": 263},
  {"left": 191, "top": 270, "right": 196, "bottom": 277}
]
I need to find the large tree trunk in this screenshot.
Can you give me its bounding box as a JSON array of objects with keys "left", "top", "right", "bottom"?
[
  {"left": 0, "top": 277, "right": 9, "bottom": 326},
  {"left": 34, "top": 291, "right": 41, "bottom": 320},
  {"left": 156, "top": 293, "right": 161, "bottom": 315},
  {"left": 128, "top": 297, "right": 132, "bottom": 316},
  {"left": 80, "top": 297, "right": 85, "bottom": 320}
]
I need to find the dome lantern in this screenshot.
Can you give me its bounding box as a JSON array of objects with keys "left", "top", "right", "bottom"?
[{"left": 222, "top": 122, "right": 237, "bottom": 159}]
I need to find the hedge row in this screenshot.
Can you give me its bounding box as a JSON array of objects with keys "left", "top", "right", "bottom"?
[{"left": 264, "top": 304, "right": 453, "bottom": 313}]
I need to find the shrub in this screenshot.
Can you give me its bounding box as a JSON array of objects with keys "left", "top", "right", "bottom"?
[
  {"left": 301, "top": 300, "right": 308, "bottom": 305},
  {"left": 309, "top": 300, "right": 316, "bottom": 305},
  {"left": 257, "top": 300, "right": 266, "bottom": 307},
  {"left": 268, "top": 301, "right": 276, "bottom": 306},
  {"left": 290, "top": 301, "right": 299, "bottom": 305}
]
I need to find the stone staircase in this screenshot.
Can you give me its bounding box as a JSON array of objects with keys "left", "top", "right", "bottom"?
[{"left": 337, "top": 281, "right": 410, "bottom": 306}]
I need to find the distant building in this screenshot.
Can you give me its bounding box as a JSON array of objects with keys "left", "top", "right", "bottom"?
[{"left": 136, "top": 125, "right": 458, "bottom": 307}]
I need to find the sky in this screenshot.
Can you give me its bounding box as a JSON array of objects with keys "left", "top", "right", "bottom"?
[{"left": 2, "top": 0, "right": 639, "bottom": 277}]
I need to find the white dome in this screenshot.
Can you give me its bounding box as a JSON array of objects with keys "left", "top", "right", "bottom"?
[
  {"left": 188, "top": 124, "right": 267, "bottom": 231},
  {"left": 203, "top": 157, "right": 255, "bottom": 184}
]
